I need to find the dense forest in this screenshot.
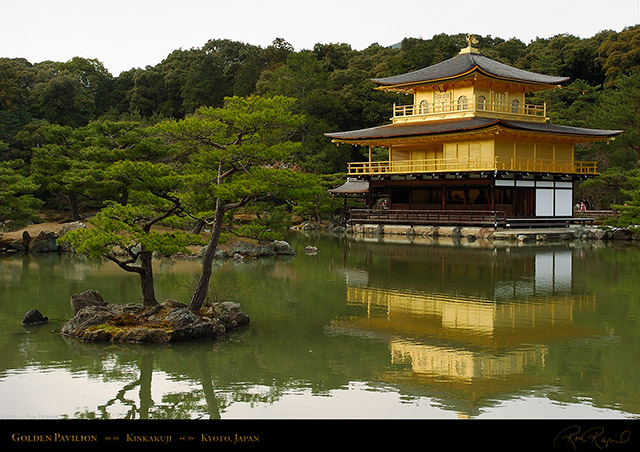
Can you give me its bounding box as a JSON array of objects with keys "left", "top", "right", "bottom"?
[{"left": 2, "top": 26, "right": 640, "bottom": 232}]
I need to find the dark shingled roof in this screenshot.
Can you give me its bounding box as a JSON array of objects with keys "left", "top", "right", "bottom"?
[
  {"left": 324, "top": 117, "right": 622, "bottom": 141},
  {"left": 371, "top": 51, "right": 570, "bottom": 87},
  {"left": 329, "top": 179, "right": 369, "bottom": 194},
  {"left": 500, "top": 120, "right": 622, "bottom": 137}
]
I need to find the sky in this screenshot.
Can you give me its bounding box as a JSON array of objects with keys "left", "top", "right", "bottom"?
[{"left": 3, "top": 0, "right": 640, "bottom": 76}]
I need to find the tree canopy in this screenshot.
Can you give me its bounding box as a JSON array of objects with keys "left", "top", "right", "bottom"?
[
  {"left": 2, "top": 28, "right": 640, "bottom": 230},
  {"left": 59, "top": 159, "right": 203, "bottom": 306},
  {"left": 155, "top": 95, "right": 304, "bottom": 311}
]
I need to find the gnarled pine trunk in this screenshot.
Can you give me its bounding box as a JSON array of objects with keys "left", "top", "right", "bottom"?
[
  {"left": 188, "top": 199, "right": 225, "bottom": 312},
  {"left": 139, "top": 251, "right": 158, "bottom": 307}
]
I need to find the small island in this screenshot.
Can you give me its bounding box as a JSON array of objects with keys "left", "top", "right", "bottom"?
[
  {"left": 3, "top": 96, "right": 308, "bottom": 343},
  {"left": 7, "top": 220, "right": 300, "bottom": 343},
  {"left": 60, "top": 289, "right": 249, "bottom": 344}
]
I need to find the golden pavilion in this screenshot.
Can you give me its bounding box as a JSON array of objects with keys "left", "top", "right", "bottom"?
[{"left": 326, "top": 37, "right": 622, "bottom": 227}]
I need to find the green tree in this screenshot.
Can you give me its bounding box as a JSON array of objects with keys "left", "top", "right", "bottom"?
[
  {"left": 256, "top": 50, "right": 375, "bottom": 173},
  {"left": 578, "top": 167, "right": 635, "bottom": 208},
  {"left": 125, "top": 40, "right": 271, "bottom": 120},
  {"left": 129, "top": 67, "right": 167, "bottom": 119},
  {"left": 0, "top": 58, "right": 35, "bottom": 145},
  {"left": 265, "top": 38, "right": 294, "bottom": 68},
  {"left": 60, "top": 161, "right": 203, "bottom": 306},
  {"left": 517, "top": 33, "right": 607, "bottom": 85},
  {"left": 80, "top": 119, "right": 169, "bottom": 206},
  {"left": 31, "top": 120, "right": 165, "bottom": 219},
  {"left": 0, "top": 146, "right": 43, "bottom": 228},
  {"left": 109, "top": 68, "right": 137, "bottom": 116},
  {"left": 605, "top": 170, "right": 640, "bottom": 232},
  {"left": 182, "top": 39, "right": 267, "bottom": 111},
  {"left": 429, "top": 33, "right": 467, "bottom": 63},
  {"left": 27, "top": 58, "right": 114, "bottom": 127},
  {"left": 288, "top": 172, "right": 345, "bottom": 225},
  {"left": 155, "top": 95, "right": 304, "bottom": 312},
  {"left": 486, "top": 38, "right": 527, "bottom": 66},
  {"left": 527, "top": 79, "right": 601, "bottom": 128},
  {"left": 61, "top": 57, "right": 115, "bottom": 117},
  {"left": 232, "top": 203, "right": 291, "bottom": 243},
  {"left": 596, "top": 25, "right": 640, "bottom": 84},
  {"left": 587, "top": 72, "right": 640, "bottom": 169},
  {"left": 30, "top": 124, "right": 94, "bottom": 219}
]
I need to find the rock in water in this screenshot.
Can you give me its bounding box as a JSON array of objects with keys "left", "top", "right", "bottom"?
[
  {"left": 22, "top": 309, "right": 49, "bottom": 325},
  {"left": 165, "top": 307, "right": 217, "bottom": 341},
  {"left": 273, "top": 240, "right": 296, "bottom": 255},
  {"left": 29, "top": 231, "right": 59, "bottom": 253},
  {"left": 165, "top": 307, "right": 200, "bottom": 326},
  {"left": 60, "top": 292, "right": 250, "bottom": 343},
  {"left": 60, "top": 305, "right": 119, "bottom": 337},
  {"left": 58, "top": 221, "right": 86, "bottom": 251},
  {"left": 212, "top": 301, "right": 250, "bottom": 327},
  {"left": 58, "top": 221, "right": 86, "bottom": 236},
  {"left": 70, "top": 289, "right": 108, "bottom": 314},
  {"left": 228, "top": 241, "right": 258, "bottom": 257},
  {"left": 9, "top": 240, "right": 27, "bottom": 252}
]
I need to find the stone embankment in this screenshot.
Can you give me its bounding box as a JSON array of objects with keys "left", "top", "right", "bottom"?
[
  {"left": 197, "top": 239, "right": 297, "bottom": 261},
  {"left": 1, "top": 221, "right": 299, "bottom": 260},
  {"left": 345, "top": 223, "right": 640, "bottom": 243},
  {"left": 3, "top": 220, "right": 638, "bottom": 257},
  {"left": 0, "top": 221, "right": 85, "bottom": 254}
]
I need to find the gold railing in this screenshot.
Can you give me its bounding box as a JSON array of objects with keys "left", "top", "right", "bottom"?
[
  {"left": 393, "top": 98, "right": 546, "bottom": 119},
  {"left": 347, "top": 157, "right": 597, "bottom": 175}
]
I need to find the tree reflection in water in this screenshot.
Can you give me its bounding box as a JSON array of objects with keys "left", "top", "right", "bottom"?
[{"left": 1, "top": 236, "right": 640, "bottom": 419}]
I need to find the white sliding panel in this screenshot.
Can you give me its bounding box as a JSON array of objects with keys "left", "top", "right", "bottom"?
[
  {"left": 536, "top": 189, "right": 554, "bottom": 217},
  {"left": 554, "top": 189, "right": 573, "bottom": 216}
]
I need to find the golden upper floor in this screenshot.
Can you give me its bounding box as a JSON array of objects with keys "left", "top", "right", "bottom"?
[
  {"left": 392, "top": 92, "right": 547, "bottom": 123},
  {"left": 373, "top": 41, "right": 567, "bottom": 124},
  {"left": 324, "top": 39, "right": 623, "bottom": 176},
  {"left": 335, "top": 120, "right": 615, "bottom": 176}
]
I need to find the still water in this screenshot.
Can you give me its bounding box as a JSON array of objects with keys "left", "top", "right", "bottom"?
[{"left": 1, "top": 233, "right": 639, "bottom": 420}]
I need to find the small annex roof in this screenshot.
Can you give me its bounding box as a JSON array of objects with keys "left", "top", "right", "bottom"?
[
  {"left": 371, "top": 50, "right": 570, "bottom": 88},
  {"left": 324, "top": 117, "right": 623, "bottom": 143},
  {"left": 329, "top": 178, "right": 369, "bottom": 195}
]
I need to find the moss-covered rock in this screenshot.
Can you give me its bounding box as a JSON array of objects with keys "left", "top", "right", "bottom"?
[{"left": 61, "top": 292, "right": 249, "bottom": 343}]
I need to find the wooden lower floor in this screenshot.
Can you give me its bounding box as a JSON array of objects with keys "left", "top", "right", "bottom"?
[{"left": 340, "top": 173, "right": 592, "bottom": 228}]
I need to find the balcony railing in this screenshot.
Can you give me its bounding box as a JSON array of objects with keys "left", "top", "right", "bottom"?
[
  {"left": 393, "top": 97, "right": 546, "bottom": 120},
  {"left": 347, "top": 157, "right": 597, "bottom": 175}
]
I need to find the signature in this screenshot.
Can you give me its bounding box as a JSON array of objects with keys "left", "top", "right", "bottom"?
[{"left": 554, "top": 425, "right": 631, "bottom": 450}]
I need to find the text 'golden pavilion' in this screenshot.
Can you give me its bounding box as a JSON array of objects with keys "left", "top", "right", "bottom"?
[{"left": 326, "top": 37, "right": 622, "bottom": 227}]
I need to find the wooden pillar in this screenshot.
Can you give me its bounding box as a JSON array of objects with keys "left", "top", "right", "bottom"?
[
  {"left": 491, "top": 184, "right": 496, "bottom": 211},
  {"left": 442, "top": 181, "right": 446, "bottom": 211}
]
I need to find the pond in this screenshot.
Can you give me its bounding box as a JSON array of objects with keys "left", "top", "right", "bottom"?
[{"left": 1, "top": 232, "right": 640, "bottom": 421}]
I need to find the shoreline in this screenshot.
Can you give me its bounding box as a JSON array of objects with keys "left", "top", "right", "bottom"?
[
  {"left": 2, "top": 220, "right": 639, "bottom": 257},
  {"left": 336, "top": 222, "right": 640, "bottom": 243}
]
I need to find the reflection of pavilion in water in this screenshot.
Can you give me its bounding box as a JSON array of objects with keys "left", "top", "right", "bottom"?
[{"left": 336, "top": 246, "right": 598, "bottom": 416}]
